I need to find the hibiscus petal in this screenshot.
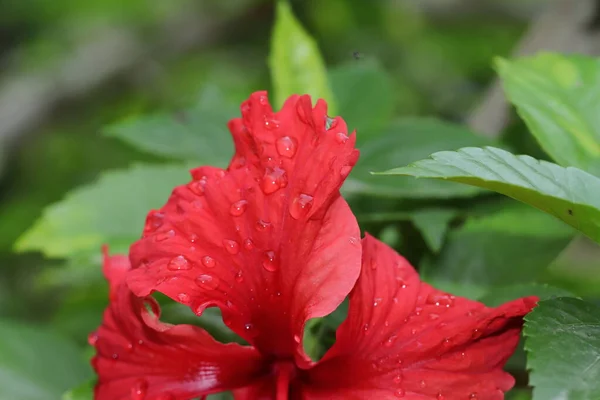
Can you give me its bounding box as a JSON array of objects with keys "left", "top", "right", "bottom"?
[
  {"left": 128, "top": 92, "right": 361, "bottom": 363},
  {"left": 304, "top": 235, "right": 537, "bottom": 400},
  {"left": 93, "top": 248, "right": 268, "bottom": 400}
]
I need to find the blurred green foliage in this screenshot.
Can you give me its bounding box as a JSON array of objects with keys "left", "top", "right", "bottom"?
[{"left": 1, "top": 0, "right": 599, "bottom": 399}]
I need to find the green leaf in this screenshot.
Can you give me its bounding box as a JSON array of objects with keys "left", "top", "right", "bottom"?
[
  {"left": 497, "top": 54, "right": 600, "bottom": 175},
  {"left": 15, "top": 164, "right": 189, "bottom": 258},
  {"left": 525, "top": 298, "right": 600, "bottom": 400},
  {"left": 411, "top": 209, "right": 457, "bottom": 253},
  {"left": 329, "top": 59, "right": 394, "bottom": 140},
  {"left": 269, "top": 0, "right": 335, "bottom": 112},
  {"left": 345, "top": 118, "right": 498, "bottom": 198},
  {"left": 62, "top": 380, "right": 94, "bottom": 400},
  {"left": 422, "top": 206, "right": 573, "bottom": 286},
  {"left": 478, "top": 283, "right": 574, "bottom": 307},
  {"left": 382, "top": 146, "right": 600, "bottom": 242},
  {"left": 105, "top": 85, "right": 235, "bottom": 165},
  {"left": 0, "top": 319, "right": 91, "bottom": 400}
]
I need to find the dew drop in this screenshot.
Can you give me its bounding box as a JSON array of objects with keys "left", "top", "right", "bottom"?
[
  {"left": 177, "top": 292, "right": 191, "bottom": 304},
  {"left": 262, "top": 251, "right": 278, "bottom": 272},
  {"left": 393, "top": 374, "right": 402, "bottom": 384},
  {"left": 244, "top": 323, "right": 258, "bottom": 337},
  {"left": 373, "top": 297, "right": 383, "bottom": 307},
  {"left": 144, "top": 211, "right": 164, "bottom": 233},
  {"left": 426, "top": 293, "right": 455, "bottom": 307},
  {"left": 276, "top": 136, "right": 297, "bottom": 158},
  {"left": 289, "top": 193, "right": 314, "bottom": 219},
  {"left": 87, "top": 332, "right": 99, "bottom": 346},
  {"left": 255, "top": 219, "right": 271, "bottom": 231},
  {"left": 229, "top": 200, "right": 248, "bottom": 216},
  {"left": 155, "top": 229, "right": 175, "bottom": 242},
  {"left": 260, "top": 167, "right": 287, "bottom": 194},
  {"left": 335, "top": 132, "right": 349, "bottom": 144},
  {"left": 363, "top": 323, "right": 370, "bottom": 332},
  {"left": 189, "top": 179, "right": 206, "bottom": 196},
  {"left": 264, "top": 117, "right": 280, "bottom": 130},
  {"left": 201, "top": 256, "right": 216, "bottom": 268},
  {"left": 189, "top": 233, "right": 199, "bottom": 243},
  {"left": 243, "top": 238, "right": 254, "bottom": 250},
  {"left": 419, "top": 380, "right": 426, "bottom": 389},
  {"left": 235, "top": 270, "right": 244, "bottom": 282},
  {"left": 167, "top": 255, "right": 191, "bottom": 271},
  {"left": 130, "top": 379, "right": 148, "bottom": 400},
  {"left": 469, "top": 393, "right": 478, "bottom": 399},
  {"left": 340, "top": 165, "right": 352, "bottom": 178},
  {"left": 195, "top": 274, "right": 219, "bottom": 290},
  {"left": 394, "top": 389, "right": 405, "bottom": 398},
  {"left": 223, "top": 239, "right": 240, "bottom": 255},
  {"left": 383, "top": 334, "right": 397, "bottom": 347},
  {"left": 437, "top": 393, "right": 445, "bottom": 400}
]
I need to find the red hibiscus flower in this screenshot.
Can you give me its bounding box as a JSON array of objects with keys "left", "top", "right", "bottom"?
[{"left": 90, "top": 92, "right": 537, "bottom": 399}]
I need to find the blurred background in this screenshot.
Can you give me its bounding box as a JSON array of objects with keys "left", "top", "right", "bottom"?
[{"left": 1, "top": 0, "right": 600, "bottom": 399}]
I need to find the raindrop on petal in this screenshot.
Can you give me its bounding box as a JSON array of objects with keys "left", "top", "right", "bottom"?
[
  {"left": 235, "top": 270, "right": 244, "bottom": 282},
  {"left": 335, "top": 132, "right": 349, "bottom": 144},
  {"left": 255, "top": 220, "right": 271, "bottom": 231},
  {"left": 289, "top": 194, "right": 313, "bottom": 219},
  {"left": 394, "top": 389, "right": 405, "bottom": 398},
  {"left": 262, "top": 251, "right": 278, "bottom": 272},
  {"left": 167, "top": 255, "right": 191, "bottom": 271},
  {"left": 223, "top": 239, "right": 240, "bottom": 255},
  {"left": 260, "top": 167, "right": 287, "bottom": 194},
  {"left": 229, "top": 200, "right": 248, "bottom": 216},
  {"left": 383, "top": 334, "right": 397, "bottom": 347},
  {"left": 177, "top": 292, "right": 191, "bottom": 304},
  {"left": 243, "top": 238, "right": 254, "bottom": 250},
  {"left": 201, "top": 256, "right": 216, "bottom": 268},
  {"left": 155, "top": 230, "right": 175, "bottom": 242},
  {"left": 276, "top": 136, "right": 297, "bottom": 158},
  {"left": 131, "top": 379, "right": 148, "bottom": 400},
  {"left": 340, "top": 165, "right": 352, "bottom": 178},
  {"left": 195, "top": 274, "right": 219, "bottom": 290}
]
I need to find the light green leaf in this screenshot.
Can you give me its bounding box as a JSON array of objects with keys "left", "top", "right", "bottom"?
[
  {"left": 382, "top": 146, "right": 600, "bottom": 242},
  {"left": 345, "top": 118, "right": 498, "bottom": 198},
  {"left": 497, "top": 53, "right": 600, "bottom": 175},
  {"left": 329, "top": 59, "right": 394, "bottom": 140},
  {"left": 269, "top": 0, "right": 335, "bottom": 111},
  {"left": 0, "top": 320, "right": 91, "bottom": 400},
  {"left": 104, "top": 85, "right": 235, "bottom": 165},
  {"left": 422, "top": 206, "right": 573, "bottom": 286},
  {"left": 478, "top": 283, "right": 574, "bottom": 307},
  {"left": 62, "top": 380, "right": 94, "bottom": 400},
  {"left": 15, "top": 164, "right": 189, "bottom": 258},
  {"left": 411, "top": 209, "right": 457, "bottom": 252},
  {"left": 525, "top": 298, "right": 600, "bottom": 400}
]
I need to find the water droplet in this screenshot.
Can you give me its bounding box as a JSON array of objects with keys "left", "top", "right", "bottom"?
[
  {"left": 419, "top": 380, "right": 426, "bottom": 389},
  {"left": 243, "top": 238, "right": 254, "bottom": 250},
  {"left": 289, "top": 193, "right": 314, "bottom": 219},
  {"left": 373, "top": 297, "right": 383, "bottom": 307},
  {"left": 189, "top": 233, "right": 199, "bottom": 243},
  {"left": 223, "top": 239, "right": 240, "bottom": 255},
  {"left": 189, "top": 179, "right": 206, "bottom": 196},
  {"left": 394, "top": 389, "right": 405, "bottom": 398},
  {"left": 177, "top": 292, "right": 191, "bottom": 304},
  {"left": 260, "top": 167, "right": 287, "bottom": 194},
  {"left": 340, "top": 165, "right": 352, "bottom": 178},
  {"left": 155, "top": 229, "right": 175, "bottom": 242},
  {"left": 125, "top": 342, "right": 134, "bottom": 352},
  {"left": 437, "top": 393, "right": 445, "bottom": 400},
  {"left": 276, "top": 136, "right": 297, "bottom": 158},
  {"left": 335, "top": 132, "right": 349, "bottom": 144},
  {"left": 112, "top": 353, "right": 119, "bottom": 360},
  {"left": 144, "top": 211, "right": 164, "bottom": 233},
  {"left": 229, "top": 200, "right": 248, "bottom": 216},
  {"left": 363, "top": 323, "right": 370, "bottom": 332},
  {"left": 293, "top": 334, "right": 301, "bottom": 343},
  {"left": 472, "top": 328, "right": 482, "bottom": 338},
  {"left": 195, "top": 274, "right": 219, "bottom": 290},
  {"left": 131, "top": 379, "right": 148, "bottom": 400},
  {"left": 235, "top": 270, "right": 244, "bottom": 282},
  {"left": 264, "top": 117, "right": 280, "bottom": 130},
  {"left": 426, "top": 293, "right": 455, "bottom": 307},
  {"left": 383, "top": 334, "right": 397, "bottom": 347},
  {"left": 244, "top": 323, "right": 258, "bottom": 337},
  {"left": 262, "top": 251, "right": 278, "bottom": 272},
  {"left": 443, "top": 337, "right": 452, "bottom": 347},
  {"left": 201, "top": 256, "right": 216, "bottom": 268},
  {"left": 167, "top": 255, "right": 191, "bottom": 271},
  {"left": 255, "top": 219, "right": 271, "bottom": 231},
  {"left": 393, "top": 374, "right": 402, "bottom": 384},
  {"left": 87, "top": 332, "right": 98, "bottom": 346},
  {"left": 469, "top": 393, "right": 478, "bottom": 399}
]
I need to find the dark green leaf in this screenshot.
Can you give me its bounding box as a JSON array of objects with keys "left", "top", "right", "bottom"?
[
  {"left": 104, "top": 86, "right": 235, "bottom": 165},
  {"left": 422, "top": 206, "right": 573, "bottom": 286},
  {"left": 382, "top": 146, "right": 600, "bottom": 242},
  {"left": 346, "top": 118, "right": 497, "bottom": 198},
  {"left": 497, "top": 54, "right": 600, "bottom": 175},
  {"left": 0, "top": 319, "right": 91, "bottom": 400},
  {"left": 411, "top": 209, "right": 457, "bottom": 252},
  {"left": 478, "top": 284, "right": 574, "bottom": 307},
  {"left": 269, "top": 0, "right": 335, "bottom": 111},
  {"left": 15, "top": 164, "right": 189, "bottom": 258},
  {"left": 329, "top": 59, "right": 394, "bottom": 140},
  {"left": 525, "top": 298, "right": 600, "bottom": 400}
]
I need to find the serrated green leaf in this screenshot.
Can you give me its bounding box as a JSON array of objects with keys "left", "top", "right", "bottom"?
[
  {"left": 0, "top": 319, "right": 91, "bottom": 400},
  {"left": 345, "top": 118, "right": 498, "bottom": 198},
  {"left": 269, "top": 0, "right": 335, "bottom": 111},
  {"left": 62, "top": 380, "right": 94, "bottom": 400},
  {"left": 411, "top": 209, "right": 457, "bottom": 253},
  {"left": 15, "top": 164, "right": 189, "bottom": 258},
  {"left": 382, "top": 146, "right": 600, "bottom": 242},
  {"left": 478, "top": 284, "right": 574, "bottom": 307},
  {"left": 422, "top": 206, "right": 573, "bottom": 286},
  {"left": 497, "top": 53, "right": 600, "bottom": 175},
  {"left": 104, "top": 85, "right": 235, "bottom": 165},
  {"left": 525, "top": 298, "right": 600, "bottom": 400},
  {"left": 329, "top": 59, "right": 394, "bottom": 140}
]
